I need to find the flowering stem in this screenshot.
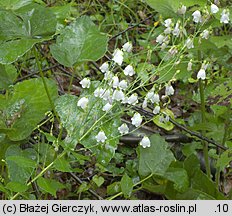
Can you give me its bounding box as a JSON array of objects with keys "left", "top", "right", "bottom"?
[{"left": 199, "top": 79, "right": 211, "bottom": 178}]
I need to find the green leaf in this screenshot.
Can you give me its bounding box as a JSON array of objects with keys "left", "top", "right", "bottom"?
[
  {"left": 53, "top": 157, "right": 72, "bottom": 172},
  {"left": 77, "top": 182, "right": 89, "bottom": 193},
  {"left": 0, "top": 64, "right": 17, "bottom": 90},
  {"left": 138, "top": 134, "right": 175, "bottom": 177},
  {"left": 37, "top": 177, "right": 64, "bottom": 197},
  {"left": 55, "top": 91, "right": 121, "bottom": 166},
  {"left": 107, "top": 182, "right": 121, "bottom": 196},
  {"left": 0, "top": 0, "right": 32, "bottom": 10},
  {"left": 145, "top": 0, "right": 207, "bottom": 18},
  {"left": 0, "top": 3, "right": 57, "bottom": 64},
  {"left": 153, "top": 108, "right": 174, "bottom": 131},
  {"left": 5, "top": 145, "right": 37, "bottom": 184},
  {"left": 216, "top": 150, "right": 232, "bottom": 171},
  {"left": 50, "top": 16, "right": 108, "bottom": 67},
  {"left": 0, "top": 78, "right": 58, "bottom": 141},
  {"left": 163, "top": 167, "right": 189, "bottom": 192},
  {"left": 92, "top": 175, "right": 104, "bottom": 187},
  {"left": 6, "top": 181, "right": 28, "bottom": 192},
  {"left": 120, "top": 173, "right": 133, "bottom": 198}
]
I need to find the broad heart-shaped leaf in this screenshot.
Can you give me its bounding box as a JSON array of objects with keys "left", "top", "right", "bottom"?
[
  {"left": 145, "top": 0, "right": 207, "bottom": 17},
  {"left": 37, "top": 177, "right": 64, "bottom": 198},
  {"left": 163, "top": 167, "right": 189, "bottom": 193},
  {"left": 5, "top": 145, "right": 37, "bottom": 184},
  {"left": 0, "top": 0, "right": 32, "bottom": 10},
  {"left": 6, "top": 181, "right": 28, "bottom": 193},
  {"left": 0, "top": 78, "right": 58, "bottom": 141},
  {"left": 138, "top": 134, "right": 175, "bottom": 177},
  {"left": 0, "top": 64, "right": 17, "bottom": 90},
  {"left": 53, "top": 157, "right": 72, "bottom": 172},
  {"left": 50, "top": 16, "right": 108, "bottom": 67},
  {"left": 0, "top": 3, "right": 57, "bottom": 64},
  {"left": 120, "top": 173, "right": 133, "bottom": 198},
  {"left": 55, "top": 86, "right": 121, "bottom": 166}
]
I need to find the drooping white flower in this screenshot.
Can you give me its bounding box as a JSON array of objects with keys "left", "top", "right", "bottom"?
[
  {"left": 187, "top": 60, "right": 193, "bottom": 71},
  {"left": 165, "top": 84, "right": 175, "bottom": 96},
  {"left": 178, "top": 5, "right": 187, "bottom": 15},
  {"left": 101, "top": 89, "right": 112, "bottom": 101},
  {"left": 112, "top": 76, "right": 119, "bottom": 88},
  {"left": 127, "top": 93, "right": 138, "bottom": 105},
  {"left": 164, "top": 114, "right": 170, "bottom": 122},
  {"left": 131, "top": 112, "right": 142, "bottom": 127},
  {"left": 112, "top": 49, "right": 124, "bottom": 65},
  {"left": 147, "top": 91, "right": 160, "bottom": 103},
  {"left": 202, "top": 62, "right": 209, "bottom": 70},
  {"left": 185, "top": 38, "right": 194, "bottom": 49},
  {"left": 142, "top": 98, "right": 148, "bottom": 109},
  {"left": 112, "top": 89, "right": 125, "bottom": 101},
  {"left": 211, "top": 4, "right": 219, "bottom": 14},
  {"left": 192, "top": 10, "right": 202, "bottom": 23},
  {"left": 168, "top": 46, "right": 178, "bottom": 56},
  {"left": 99, "top": 62, "right": 109, "bottom": 73},
  {"left": 121, "top": 96, "right": 128, "bottom": 104},
  {"left": 95, "top": 131, "right": 107, "bottom": 143},
  {"left": 118, "top": 80, "right": 128, "bottom": 90},
  {"left": 172, "top": 22, "right": 180, "bottom": 37},
  {"left": 80, "top": 78, "right": 91, "bottom": 88},
  {"left": 202, "top": 29, "right": 210, "bottom": 39},
  {"left": 104, "top": 71, "right": 113, "bottom": 81},
  {"left": 153, "top": 105, "right": 160, "bottom": 115},
  {"left": 156, "top": 34, "right": 165, "bottom": 44},
  {"left": 94, "top": 87, "right": 104, "bottom": 97},
  {"left": 197, "top": 68, "right": 206, "bottom": 80},
  {"left": 118, "top": 123, "right": 129, "bottom": 135},
  {"left": 102, "top": 103, "right": 112, "bottom": 111},
  {"left": 220, "top": 9, "right": 230, "bottom": 24},
  {"left": 77, "top": 97, "right": 89, "bottom": 109},
  {"left": 164, "top": 27, "right": 172, "bottom": 34},
  {"left": 123, "top": 65, "right": 135, "bottom": 76},
  {"left": 140, "top": 136, "right": 151, "bottom": 148},
  {"left": 161, "top": 41, "right": 169, "bottom": 50},
  {"left": 122, "top": 42, "right": 133, "bottom": 53},
  {"left": 164, "top": 18, "right": 172, "bottom": 28}
]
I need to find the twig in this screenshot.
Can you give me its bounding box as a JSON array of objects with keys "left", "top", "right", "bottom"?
[
  {"left": 109, "top": 14, "right": 154, "bottom": 41},
  {"left": 133, "top": 106, "right": 228, "bottom": 150},
  {"left": 69, "top": 173, "right": 103, "bottom": 200}
]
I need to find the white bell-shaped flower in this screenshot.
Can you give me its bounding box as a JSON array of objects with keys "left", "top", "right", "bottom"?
[
  {"left": 118, "top": 123, "right": 129, "bottom": 135},
  {"left": 153, "top": 105, "right": 160, "bottom": 115},
  {"left": 147, "top": 91, "right": 160, "bottom": 103},
  {"left": 112, "top": 49, "right": 124, "bottom": 65},
  {"left": 112, "top": 89, "right": 125, "bottom": 101},
  {"left": 127, "top": 93, "right": 138, "bottom": 105},
  {"left": 142, "top": 98, "right": 148, "bottom": 109},
  {"left": 187, "top": 61, "right": 193, "bottom": 71},
  {"left": 202, "top": 29, "right": 210, "bottom": 39},
  {"left": 185, "top": 38, "right": 194, "bottom": 49},
  {"left": 165, "top": 84, "right": 175, "bottom": 96},
  {"left": 197, "top": 68, "right": 206, "bottom": 80},
  {"left": 211, "top": 4, "right": 219, "bottom": 14},
  {"left": 123, "top": 65, "right": 135, "bottom": 76},
  {"left": 80, "top": 78, "right": 91, "bottom": 88},
  {"left": 104, "top": 71, "right": 113, "bottom": 81},
  {"left": 118, "top": 80, "right": 128, "bottom": 90},
  {"left": 112, "top": 76, "right": 119, "bottom": 88},
  {"left": 156, "top": 34, "right": 165, "bottom": 44},
  {"left": 95, "top": 131, "right": 107, "bottom": 143},
  {"left": 77, "top": 97, "right": 89, "bottom": 109},
  {"left": 172, "top": 22, "right": 180, "bottom": 37},
  {"left": 164, "top": 19, "right": 172, "bottom": 28},
  {"left": 220, "top": 9, "right": 230, "bottom": 24},
  {"left": 99, "top": 62, "right": 109, "bottom": 73},
  {"left": 131, "top": 112, "right": 142, "bottom": 127},
  {"left": 122, "top": 42, "right": 133, "bottom": 52},
  {"left": 192, "top": 10, "right": 202, "bottom": 23},
  {"left": 94, "top": 87, "right": 104, "bottom": 97},
  {"left": 140, "top": 136, "right": 151, "bottom": 148},
  {"left": 178, "top": 5, "right": 187, "bottom": 15},
  {"left": 101, "top": 89, "right": 112, "bottom": 101},
  {"left": 102, "top": 103, "right": 112, "bottom": 112},
  {"left": 164, "top": 27, "right": 172, "bottom": 34}
]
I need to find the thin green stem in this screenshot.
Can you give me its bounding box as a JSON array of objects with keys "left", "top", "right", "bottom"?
[
  {"left": 33, "top": 47, "right": 60, "bottom": 123},
  {"left": 107, "top": 173, "right": 153, "bottom": 200},
  {"left": 199, "top": 80, "right": 210, "bottom": 178}
]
